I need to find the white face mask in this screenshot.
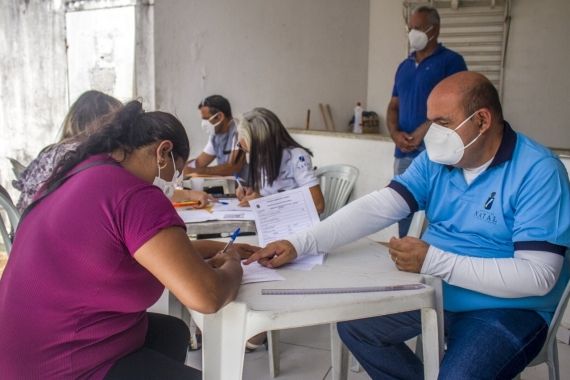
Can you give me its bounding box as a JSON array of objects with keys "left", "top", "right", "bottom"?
[
  {"left": 408, "top": 26, "right": 433, "bottom": 51},
  {"left": 245, "top": 152, "right": 250, "bottom": 164},
  {"left": 424, "top": 112, "right": 480, "bottom": 165},
  {"left": 200, "top": 113, "right": 221, "bottom": 135},
  {"left": 153, "top": 151, "right": 181, "bottom": 198}
]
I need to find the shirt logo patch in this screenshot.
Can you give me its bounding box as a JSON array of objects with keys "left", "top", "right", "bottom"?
[
  {"left": 299, "top": 156, "right": 305, "bottom": 162},
  {"left": 484, "top": 192, "right": 496, "bottom": 210}
]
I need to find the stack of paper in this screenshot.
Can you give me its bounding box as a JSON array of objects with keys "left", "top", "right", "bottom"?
[{"left": 241, "top": 262, "right": 285, "bottom": 284}]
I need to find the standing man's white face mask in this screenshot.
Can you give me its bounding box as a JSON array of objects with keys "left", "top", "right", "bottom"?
[{"left": 408, "top": 26, "right": 434, "bottom": 51}]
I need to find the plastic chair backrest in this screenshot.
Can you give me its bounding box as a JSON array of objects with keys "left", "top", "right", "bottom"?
[
  {"left": 315, "top": 165, "right": 359, "bottom": 220},
  {"left": 8, "top": 158, "right": 27, "bottom": 180},
  {"left": 407, "top": 210, "right": 426, "bottom": 238},
  {"left": 0, "top": 185, "right": 21, "bottom": 256}
]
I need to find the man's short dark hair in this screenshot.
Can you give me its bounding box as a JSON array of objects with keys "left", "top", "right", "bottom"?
[
  {"left": 461, "top": 81, "right": 503, "bottom": 122},
  {"left": 198, "top": 95, "right": 232, "bottom": 118}
]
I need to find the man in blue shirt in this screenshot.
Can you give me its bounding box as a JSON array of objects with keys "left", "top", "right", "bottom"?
[
  {"left": 246, "top": 71, "right": 570, "bottom": 379},
  {"left": 387, "top": 5, "right": 467, "bottom": 237},
  {"left": 184, "top": 95, "right": 247, "bottom": 178}
]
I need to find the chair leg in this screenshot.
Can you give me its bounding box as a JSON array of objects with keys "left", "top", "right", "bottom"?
[
  {"left": 268, "top": 330, "right": 280, "bottom": 378},
  {"left": 350, "top": 354, "right": 361, "bottom": 373},
  {"left": 330, "top": 323, "right": 349, "bottom": 380},
  {"left": 547, "top": 342, "right": 559, "bottom": 380}
]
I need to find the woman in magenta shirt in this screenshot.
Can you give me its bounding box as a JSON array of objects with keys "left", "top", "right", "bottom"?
[{"left": 0, "top": 101, "right": 246, "bottom": 379}]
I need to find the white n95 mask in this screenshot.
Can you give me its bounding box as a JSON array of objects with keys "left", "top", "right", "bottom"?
[
  {"left": 408, "top": 27, "right": 433, "bottom": 51},
  {"left": 153, "top": 151, "right": 180, "bottom": 198},
  {"left": 424, "top": 112, "right": 480, "bottom": 165},
  {"left": 201, "top": 113, "right": 221, "bottom": 135}
]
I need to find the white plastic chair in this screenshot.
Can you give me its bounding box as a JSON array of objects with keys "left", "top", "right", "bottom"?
[
  {"left": 407, "top": 210, "right": 426, "bottom": 239},
  {"left": 513, "top": 259, "right": 570, "bottom": 380},
  {"left": 0, "top": 185, "right": 21, "bottom": 256},
  {"left": 7, "top": 157, "right": 27, "bottom": 180},
  {"left": 315, "top": 165, "right": 359, "bottom": 220}
]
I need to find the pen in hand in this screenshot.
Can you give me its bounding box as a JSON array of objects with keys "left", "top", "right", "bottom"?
[
  {"left": 233, "top": 172, "right": 246, "bottom": 197},
  {"left": 221, "top": 227, "right": 241, "bottom": 253}
]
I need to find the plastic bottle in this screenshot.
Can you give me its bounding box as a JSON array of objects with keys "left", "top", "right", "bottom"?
[{"left": 353, "top": 102, "right": 363, "bottom": 134}]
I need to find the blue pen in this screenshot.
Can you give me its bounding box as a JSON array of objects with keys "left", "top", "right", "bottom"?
[
  {"left": 221, "top": 227, "right": 240, "bottom": 253},
  {"left": 210, "top": 200, "right": 229, "bottom": 205},
  {"left": 233, "top": 172, "right": 246, "bottom": 196}
]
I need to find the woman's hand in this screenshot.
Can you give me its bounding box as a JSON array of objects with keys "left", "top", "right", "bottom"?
[
  {"left": 170, "top": 189, "right": 216, "bottom": 209},
  {"left": 207, "top": 249, "right": 241, "bottom": 269},
  {"left": 238, "top": 190, "right": 262, "bottom": 207},
  {"left": 232, "top": 243, "right": 261, "bottom": 259},
  {"left": 236, "top": 186, "right": 253, "bottom": 201}
]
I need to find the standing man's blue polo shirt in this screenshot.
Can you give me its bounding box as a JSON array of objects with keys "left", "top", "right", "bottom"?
[
  {"left": 388, "top": 122, "right": 570, "bottom": 321},
  {"left": 392, "top": 44, "right": 467, "bottom": 158}
]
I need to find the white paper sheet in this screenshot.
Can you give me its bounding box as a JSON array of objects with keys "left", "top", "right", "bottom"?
[
  {"left": 249, "top": 187, "right": 321, "bottom": 248},
  {"left": 281, "top": 252, "right": 329, "bottom": 271},
  {"left": 177, "top": 209, "right": 215, "bottom": 223},
  {"left": 241, "top": 262, "right": 285, "bottom": 284}
]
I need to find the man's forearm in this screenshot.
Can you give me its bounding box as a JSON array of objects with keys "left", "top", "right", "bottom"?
[
  {"left": 289, "top": 188, "right": 410, "bottom": 256},
  {"left": 422, "top": 246, "right": 564, "bottom": 298},
  {"left": 386, "top": 104, "right": 400, "bottom": 137},
  {"left": 189, "top": 162, "right": 243, "bottom": 176}
]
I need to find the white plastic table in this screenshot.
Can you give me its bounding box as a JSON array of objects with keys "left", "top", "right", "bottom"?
[{"left": 188, "top": 236, "right": 443, "bottom": 380}]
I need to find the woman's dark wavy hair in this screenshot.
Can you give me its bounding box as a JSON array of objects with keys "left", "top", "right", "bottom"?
[
  {"left": 236, "top": 107, "right": 312, "bottom": 192},
  {"left": 44, "top": 100, "right": 190, "bottom": 191}
]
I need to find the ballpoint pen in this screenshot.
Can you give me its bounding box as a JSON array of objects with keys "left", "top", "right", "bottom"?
[
  {"left": 233, "top": 172, "right": 246, "bottom": 196},
  {"left": 221, "top": 227, "right": 240, "bottom": 253}
]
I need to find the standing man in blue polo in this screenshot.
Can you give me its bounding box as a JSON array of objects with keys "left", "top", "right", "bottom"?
[
  {"left": 387, "top": 5, "right": 467, "bottom": 237},
  {"left": 184, "top": 95, "right": 247, "bottom": 178}
]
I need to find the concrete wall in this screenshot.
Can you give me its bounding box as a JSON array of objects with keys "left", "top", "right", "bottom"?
[
  {"left": 154, "top": 0, "right": 370, "bottom": 160},
  {"left": 501, "top": 0, "right": 570, "bottom": 149},
  {"left": 0, "top": 0, "right": 68, "bottom": 200},
  {"left": 367, "top": 0, "right": 570, "bottom": 149}
]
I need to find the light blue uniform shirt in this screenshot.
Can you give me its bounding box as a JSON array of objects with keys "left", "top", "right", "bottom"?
[{"left": 388, "top": 122, "right": 570, "bottom": 321}]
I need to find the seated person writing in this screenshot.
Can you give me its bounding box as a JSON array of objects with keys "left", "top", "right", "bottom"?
[
  {"left": 235, "top": 107, "right": 325, "bottom": 214},
  {"left": 184, "top": 95, "right": 247, "bottom": 181},
  {"left": 245, "top": 72, "right": 570, "bottom": 379},
  {"left": 0, "top": 101, "right": 258, "bottom": 380}
]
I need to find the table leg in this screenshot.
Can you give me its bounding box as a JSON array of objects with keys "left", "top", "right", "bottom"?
[
  {"left": 330, "top": 323, "right": 349, "bottom": 380},
  {"left": 201, "top": 304, "right": 248, "bottom": 380},
  {"left": 421, "top": 307, "right": 440, "bottom": 380},
  {"left": 268, "top": 330, "right": 280, "bottom": 377},
  {"left": 422, "top": 276, "right": 445, "bottom": 361}
]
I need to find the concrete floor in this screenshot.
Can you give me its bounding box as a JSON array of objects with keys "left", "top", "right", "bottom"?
[{"left": 185, "top": 323, "right": 570, "bottom": 380}]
